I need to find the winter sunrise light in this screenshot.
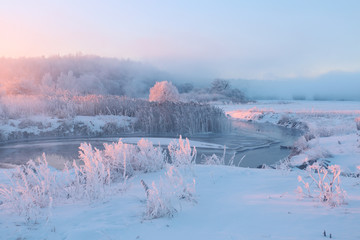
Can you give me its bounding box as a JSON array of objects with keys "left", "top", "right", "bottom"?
[{"left": 0, "top": 1, "right": 359, "bottom": 239}]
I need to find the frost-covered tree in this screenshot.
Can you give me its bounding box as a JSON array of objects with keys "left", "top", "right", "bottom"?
[
  {"left": 210, "top": 79, "right": 230, "bottom": 94},
  {"left": 149, "top": 81, "right": 180, "bottom": 103},
  {"left": 209, "top": 79, "right": 246, "bottom": 103}
]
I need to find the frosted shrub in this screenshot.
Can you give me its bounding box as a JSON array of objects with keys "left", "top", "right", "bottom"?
[
  {"left": 71, "top": 143, "right": 111, "bottom": 200},
  {"left": 297, "top": 164, "right": 346, "bottom": 207},
  {"left": 141, "top": 166, "right": 196, "bottom": 219},
  {"left": 274, "top": 157, "right": 291, "bottom": 172},
  {"left": 202, "top": 148, "right": 226, "bottom": 165},
  {"left": 0, "top": 154, "right": 57, "bottom": 221},
  {"left": 168, "top": 136, "right": 196, "bottom": 167},
  {"left": 65, "top": 138, "right": 166, "bottom": 200},
  {"left": 0, "top": 137, "right": 195, "bottom": 222},
  {"left": 103, "top": 139, "right": 166, "bottom": 178},
  {"left": 103, "top": 140, "right": 137, "bottom": 180},
  {"left": 136, "top": 139, "right": 166, "bottom": 172},
  {"left": 202, "top": 153, "right": 224, "bottom": 165},
  {"left": 141, "top": 180, "right": 177, "bottom": 219},
  {"left": 201, "top": 146, "right": 235, "bottom": 166}
]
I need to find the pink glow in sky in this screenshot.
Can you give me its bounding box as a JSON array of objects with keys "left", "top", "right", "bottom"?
[{"left": 1, "top": 0, "right": 360, "bottom": 79}]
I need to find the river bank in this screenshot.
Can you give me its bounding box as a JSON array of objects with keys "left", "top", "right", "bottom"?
[{"left": 219, "top": 100, "right": 360, "bottom": 174}]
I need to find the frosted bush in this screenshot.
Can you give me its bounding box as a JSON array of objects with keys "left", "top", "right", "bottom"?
[
  {"left": 63, "top": 138, "right": 166, "bottom": 201},
  {"left": 71, "top": 143, "right": 111, "bottom": 200},
  {"left": 149, "top": 81, "right": 180, "bottom": 103},
  {"left": 202, "top": 153, "right": 224, "bottom": 165},
  {"left": 141, "top": 136, "right": 198, "bottom": 219},
  {"left": 0, "top": 137, "right": 195, "bottom": 222},
  {"left": 0, "top": 154, "right": 57, "bottom": 221},
  {"left": 274, "top": 157, "right": 291, "bottom": 172},
  {"left": 103, "top": 138, "right": 166, "bottom": 177},
  {"left": 103, "top": 140, "right": 137, "bottom": 180},
  {"left": 297, "top": 164, "right": 346, "bottom": 207},
  {"left": 136, "top": 139, "right": 166, "bottom": 172},
  {"left": 141, "top": 166, "right": 196, "bottom": 219},
  {"left": 168, "top": 136, "right": 196, "bottom": 167},
  {"left": 66, "top": 138, "right": 166, "bottom": 201},
  {"left": 141, "top": 179, "right": 177, "bottom": 219},
  {"left": 201, "top": 146, "right": 235, "bottom": 166}
]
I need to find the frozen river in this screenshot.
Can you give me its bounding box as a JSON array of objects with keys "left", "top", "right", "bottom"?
[{"left": 0, "top": 120, "right": 301, "bottom": 169}]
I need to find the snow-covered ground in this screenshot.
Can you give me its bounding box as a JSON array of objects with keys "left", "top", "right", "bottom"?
[
  {"left": 221, "top": 100, "right": 360, "bottom": 135},
  {"left": 0, "top": 100, "right": 359, "bottom": 240},
  {"left": 0, "top": 115, "right": 135, "bottom": 142},
  {"left": 1, "top": 165, "right": 359, "bottom": 240},
  {"left": 219, "top": 100, "right": 360, "bottom": 173}
]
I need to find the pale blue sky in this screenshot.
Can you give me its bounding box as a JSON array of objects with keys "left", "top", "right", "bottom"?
[{"left": 1, "top": 0, "right": 359, "bottom": 79}]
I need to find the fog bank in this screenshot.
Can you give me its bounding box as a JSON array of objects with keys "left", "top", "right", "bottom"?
[{"left": 232, "top": 72, "right": 360, "bottom": 101}]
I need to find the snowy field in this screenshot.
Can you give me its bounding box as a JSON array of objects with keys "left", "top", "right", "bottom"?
[
  {"left": 1, "top": 165, "right": 360, "bottom": 240},
  {"left": 0, "top": 100, "right": 359, "bottom": 240}
]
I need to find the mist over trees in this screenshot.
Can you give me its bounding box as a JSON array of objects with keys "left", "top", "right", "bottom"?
[
  {"left": 178, "top": 79, "right": 247, "bottom": 103},
  {"left": 0, "top": 55, "right": 249, "bottom": 104},
  {"left": 0, "top": 55, "right": 165, "bottom": 98},
  {"left": 0, "top": 56, "right": 230, "bottom": 136}
]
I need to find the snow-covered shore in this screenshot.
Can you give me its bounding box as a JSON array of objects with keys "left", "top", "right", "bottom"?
[
  {"left": 1, "top": 165, "right": 359, "bottom": 240},
  {"left": 219, "top": 100, "right": 360, "bottom": 173},
  {"left": 0, "top": 115, "right": 135, "bottom": 142}
]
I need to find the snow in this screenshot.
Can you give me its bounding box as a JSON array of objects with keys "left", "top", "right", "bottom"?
[
  {"left": 0, "top": 115, "right": 135, "bottom": 141},
  {"left": 291, "top": 134, "right": 360, "bottom": 173},
  {"left": 73, "top": 115, "right": 133, "bottom": 132},
  {"left": 1, "top": 165, "right": 359, "bottom": 240},
  {"left": 219, "top": 100, "right": 360, "bottom": 172},
  {"left": 221, "top": 100, "right": 360, "bottom": 135},
  {"left": 221, "top": 100, "right": 360, "bottom": 113},
  {"left": 1, "top": 100, "right": 360, "bottom": 239}
]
